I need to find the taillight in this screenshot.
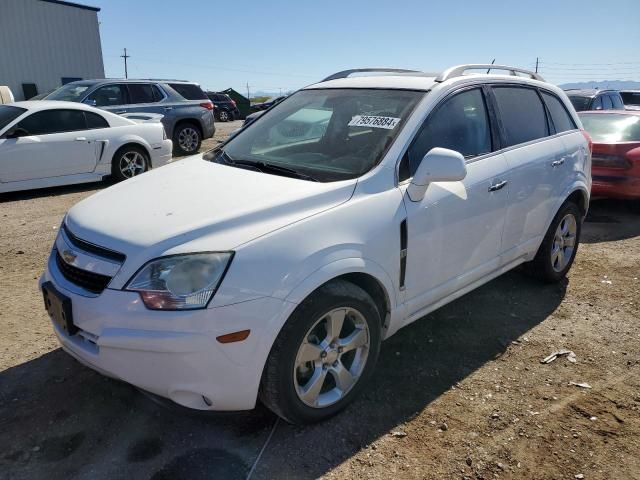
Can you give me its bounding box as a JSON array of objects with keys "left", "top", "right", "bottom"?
[
  {"left": 591, "top": 153, "right": 632, "bottom": 169},
  {"left": 231, "top": 100, "right": 237, "bottom": 108},
  {"left": 200, "top": 101, "right": 214, "bottom": 110},
  {"left": 580, "top": 129, "right": 593, "bottom": 154}
]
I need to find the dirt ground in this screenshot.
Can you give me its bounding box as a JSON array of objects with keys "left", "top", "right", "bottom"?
[{"left": 1, "top": 122, "right": 639, "bottom": 479}]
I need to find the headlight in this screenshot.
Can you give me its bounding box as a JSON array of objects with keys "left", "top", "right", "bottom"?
[{"left": 126, "top": 252, "right": 233, "bottom": 310}]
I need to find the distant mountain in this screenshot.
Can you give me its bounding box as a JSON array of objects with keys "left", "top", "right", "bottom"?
[{"left": 559, "top": 80, "right": 640, "bottom": 90}]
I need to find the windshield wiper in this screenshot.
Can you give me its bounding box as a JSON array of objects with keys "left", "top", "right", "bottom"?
[{"left": 214, "top": 150, "right": 318, "bottom": 182}]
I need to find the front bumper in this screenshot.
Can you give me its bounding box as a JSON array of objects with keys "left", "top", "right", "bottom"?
[{"left": 40, "top": 250, "right": 290, "bottom": 411}]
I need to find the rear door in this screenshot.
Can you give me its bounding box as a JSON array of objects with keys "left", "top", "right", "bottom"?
[
  {"left": 490, "top": 85, "right": 567, "bottom": 264},
  {"left": 123, "top": 83, "right": 166, "bottom": 115},
  {"left": 0, "top": 109, "right": 97, "bottom": 182}
]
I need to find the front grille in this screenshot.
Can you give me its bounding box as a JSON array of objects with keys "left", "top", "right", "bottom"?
[
  {"left": 56, "top": 251, "right": 112, "bottom": 294},
  {"left": 63, "top": 224, "right": 126, "bottom": 262}
]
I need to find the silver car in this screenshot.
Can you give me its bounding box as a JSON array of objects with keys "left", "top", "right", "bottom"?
[{"left": 45, "top": 79, "right": 215, "bottom": 155}]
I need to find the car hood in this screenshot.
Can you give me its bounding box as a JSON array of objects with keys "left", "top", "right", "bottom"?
[{"left": 65, "top": 156, "right": 356, "bottom": 262}]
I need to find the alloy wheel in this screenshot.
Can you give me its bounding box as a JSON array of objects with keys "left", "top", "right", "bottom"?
[
  {"left": 119, "top": 151, "right": 146, "bottom": 178},
  {"left": 219, "top": 110, "right": 229, "bottom": 122},
  {"left": 178, "top": 127, "right": 199, "bottom": 152},
  {"left": 551, "top": 213, "right": 577, "bottom": 272},
  {"left": 293, "top": 307, "right": 370, "bottom": 408}
]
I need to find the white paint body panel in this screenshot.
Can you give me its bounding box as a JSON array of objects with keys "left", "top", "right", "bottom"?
[
  {"left": 0, "top": 101, "right": 172, "bottom": 193},
  {"left": 40, "top": 74, "right": 590, "bottom": 411}
]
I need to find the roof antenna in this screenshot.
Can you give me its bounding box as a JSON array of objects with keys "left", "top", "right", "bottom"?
[{"left": 486, "top": 59, "right": 496, "bottom": 74}]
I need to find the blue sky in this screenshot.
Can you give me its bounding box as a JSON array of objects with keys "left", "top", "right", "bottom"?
[{"left": 96, "top": 0, "right": 639, "bottom": 95}]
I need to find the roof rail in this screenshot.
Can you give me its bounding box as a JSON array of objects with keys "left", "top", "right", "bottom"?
[
  {"left": 321, "top": 68, "right": 422, "bottom": 82},
  {"left": 435, "top": 64, "right": 545, "bottom": 83}
]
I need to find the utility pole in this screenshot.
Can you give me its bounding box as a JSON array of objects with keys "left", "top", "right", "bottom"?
[
  {"left": 246, "top": 82, "right": 251, "bottom": 101},
  {"left": 535, "top": 57, "right": 539, "bottom": 74},
  {"left": 121, "top": 48, "right": 130, "bottom": 79}
]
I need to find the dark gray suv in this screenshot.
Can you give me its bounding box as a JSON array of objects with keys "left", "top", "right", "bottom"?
[{"left": 45, "top": 79, "right": 215, "bottom": 155}]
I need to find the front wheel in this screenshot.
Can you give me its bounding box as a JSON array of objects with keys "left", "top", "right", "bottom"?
[
  {"left": 523, "top": 201, "right": 582, "bottom": 282},
  {"left": 260, "top": 280, "right": 382, "bottom": 424}
]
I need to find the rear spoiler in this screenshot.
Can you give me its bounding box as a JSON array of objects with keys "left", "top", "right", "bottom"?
[{"left": 120, "top": 112, "right": 164, "bottom": 123}]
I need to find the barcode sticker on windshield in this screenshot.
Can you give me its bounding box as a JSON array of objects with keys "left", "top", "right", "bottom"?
[{"left": 348, "top": 115, "right": 401, "bottom": 130}]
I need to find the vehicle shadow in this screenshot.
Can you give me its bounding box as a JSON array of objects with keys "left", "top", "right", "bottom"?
[
  {"left": 254, "top": 270, "right": 567, "bottom": 478},
  {"left": 0, "top": 270, "right": 566, "bottom": 480},
  {"left": 0, "top": 181, "right": 106, "bottom": 203},
  {"left": 582, "top": 199, "right": 640, "bottom": 244}
]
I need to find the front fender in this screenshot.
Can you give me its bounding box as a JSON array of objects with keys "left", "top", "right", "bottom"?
[{"left": 283, "top": 256, "right": 405, "bottom": 340}]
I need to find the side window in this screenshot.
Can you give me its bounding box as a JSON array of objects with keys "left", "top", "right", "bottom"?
[
  {"left": 168, "top": 83, "right": 208, "bottom": 100},
  {"left": 591, "top": 96, "right": 603, "bottom": 110},
  {"left": 492, "top": 86, "right": 549, "bottom": 147},
  {"left": 84, "top": 112, "right": 109, "bottom": 129},
  {"left": 87, "top": 84, "right": 128, "bottom": 107},
  {"left": 16, "top": 109, "right": 86, "bottom": 135},
  {"left": 601, "top": 95, "right": 613, "bottom": 110},
  {"left": 611, "top": 94, "right": 624, "bottom": 110},
  {"left": 541, "top": 92, "right": 577, "bottom": 133},
  {"left": 403, "top": 88, "right": 491, "bottom": 177},
  {"left": 128, "top": 84, "right": 155, "bottom": 104},
  {"left": 151, "top": 85, "right": 165, "bottom": 102}
]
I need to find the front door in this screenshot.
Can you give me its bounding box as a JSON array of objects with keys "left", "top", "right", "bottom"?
[
  {"left": 0, "top": 109, "right": 97, "bottom": 182},
  {"left": 399, "top": 87, "right": 510, "bottom": 318}
]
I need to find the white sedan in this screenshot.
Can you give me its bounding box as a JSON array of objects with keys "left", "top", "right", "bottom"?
[{"left": 0, "top": 101, "right": 172, "bottom": 193}]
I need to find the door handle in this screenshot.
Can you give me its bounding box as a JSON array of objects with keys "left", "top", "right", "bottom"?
[
  {"left": 115, "top": 110, "right": 127, "bottom": 114},
  {"left": 551, "top": 158, "right": 565, "bottom": 167},
  {"left": 488, "top": 180, "right": 508, "bottom": 192},
  {"left": 75, "top": 137, "right": 87, "bottom": 141}
]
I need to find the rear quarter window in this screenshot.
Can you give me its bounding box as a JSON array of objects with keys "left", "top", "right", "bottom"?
[
  {"left": 541, "top": 92, "right": 577, "bottom": 133},
  {"left": 168, "top": 83, "right": 208, "bottom": 100},
  {"left": 492, "top": 86, "right": 549, "bottom": 147}
]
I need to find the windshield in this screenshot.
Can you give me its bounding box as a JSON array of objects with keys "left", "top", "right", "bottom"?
[
  {"left": 207, "top": 88, "right": 423, "bottom": 182},
  {"left": 580, "top": 113, "right": 640, "bottom": 142},
  {"left": 568, "top": 95, "right": 592, "bottom": 112},
  {"left": 45, "top": 83, "right": 92, "bottom": 101},
  {"left": 0, "top": 105, "right": 26, "bottom": 132}
]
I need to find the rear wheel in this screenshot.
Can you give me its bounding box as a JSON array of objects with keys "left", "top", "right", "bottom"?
[
  {"left": 523, "top": 201, "right": 582, "bottom": 282},
  {"left": 111, "top": 146, "right": 148, "bottom": 182},
  {"left": 218, "top": 110, "right": 231, "bottom": 122},
  {"left": 173, "top": 123, "right": 201, "bottom": 155},
  {"left": 260, "top": 279, "right": 382, "bottom": 424}
]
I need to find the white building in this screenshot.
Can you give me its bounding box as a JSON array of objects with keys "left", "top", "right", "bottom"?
[{"left": 0, "top": 0, "right": 104, "bottom": 100}]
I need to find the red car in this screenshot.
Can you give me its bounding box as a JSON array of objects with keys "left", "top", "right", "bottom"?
[{"left": 579, "top": 111, "right": 640, "bottom": 199}]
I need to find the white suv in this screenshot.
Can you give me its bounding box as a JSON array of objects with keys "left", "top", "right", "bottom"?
[{"left": 41, "top": 64, "right": 591, "bottom": 424}]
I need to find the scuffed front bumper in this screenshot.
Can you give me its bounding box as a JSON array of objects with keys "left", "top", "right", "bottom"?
[{"left": 40, "top": 248, "right": 290, "bottom": 411}]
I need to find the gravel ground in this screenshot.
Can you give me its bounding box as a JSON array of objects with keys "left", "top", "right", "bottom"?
[{"left": 1, "top": 123, "right": 639, "bottom": 479}]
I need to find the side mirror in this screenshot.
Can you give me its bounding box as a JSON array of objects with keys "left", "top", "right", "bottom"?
[
  {"left": 83, "top": 98, "right": 97, "bottom": 107},
  {"left": 407, "top": 147, "right": 467, "bottom": 202},
  {"left": 5, "top": 127, "right": 30, "bottom": 139}
]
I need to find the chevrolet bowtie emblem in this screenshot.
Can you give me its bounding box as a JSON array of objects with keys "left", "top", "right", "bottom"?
[{"left": 62, "top": 249, "right": 77, "bottom": 264}]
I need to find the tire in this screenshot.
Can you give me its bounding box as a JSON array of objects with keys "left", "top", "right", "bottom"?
[
  {"left": 260, "top": 279, "right": 382, "bottom": 424},
  {"left": 218, "top": 110, "right": 231, "bottom": 122},
  {"left": 173, "top": 122, "right": 201, "bottom": 155},
  {"left": 523, "top": 201, "right": 582, "bottom": 283},
  {"left": 111, "top": 145, "right": 148, "bottom": 182}
]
